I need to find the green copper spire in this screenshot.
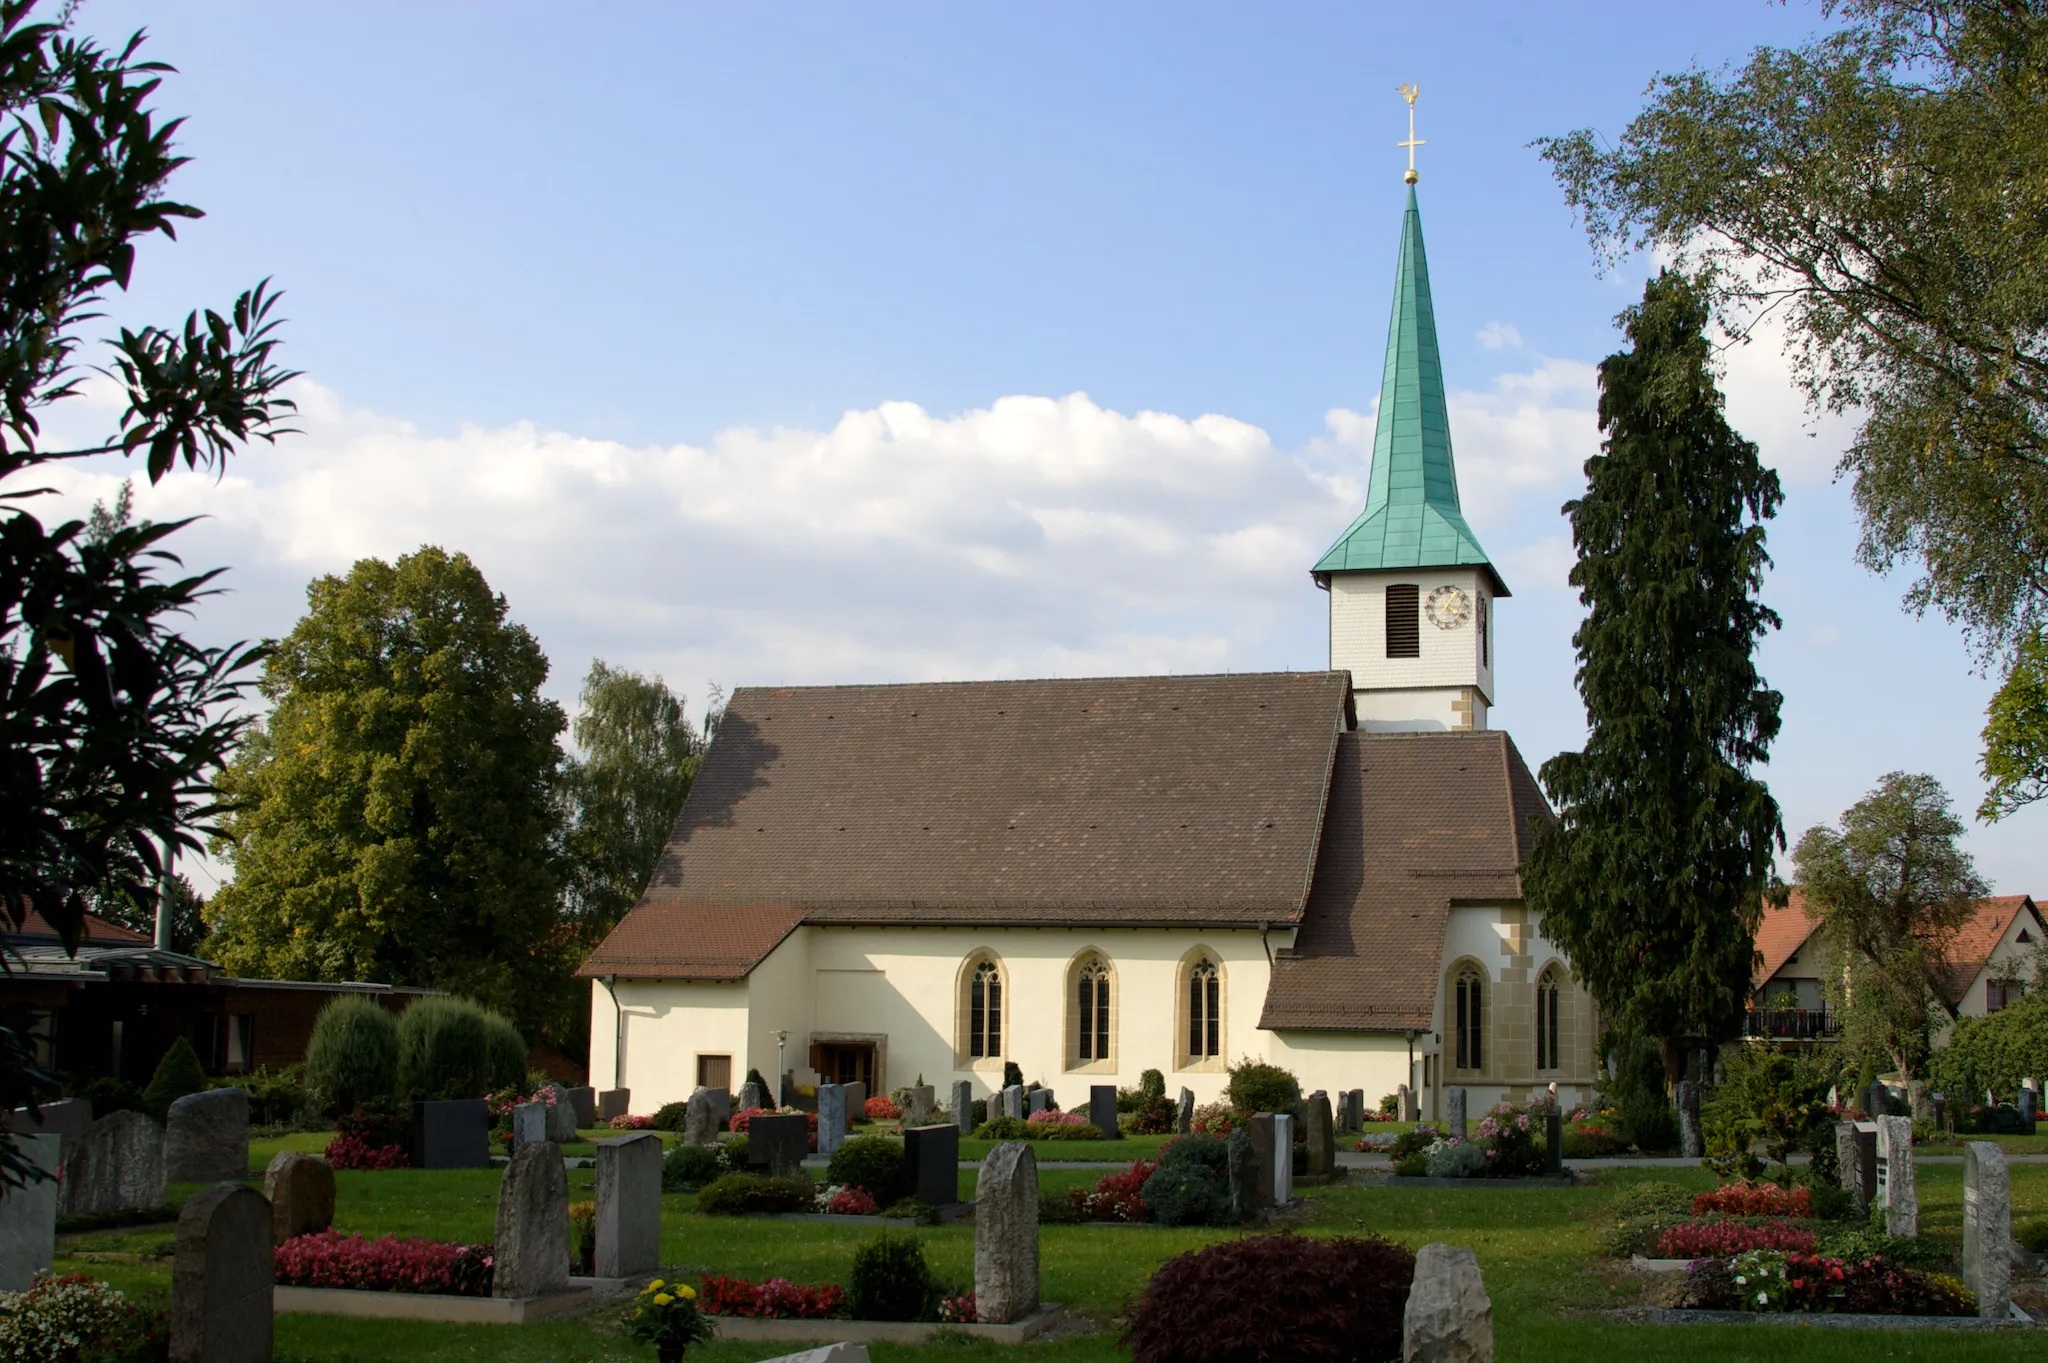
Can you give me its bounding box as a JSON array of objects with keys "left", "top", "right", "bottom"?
[{"left": 1314, "top": 187, "right": 1507, "bottom": 595}]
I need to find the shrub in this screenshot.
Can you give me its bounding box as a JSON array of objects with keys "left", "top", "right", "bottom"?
[
  {"left": 274, "top": 1231, "right": 493, "bottom": 1296},
  {"left": 78, "top": 1077, "right": 146, "bottom": 1118},
  {"left": 972, "top": 1117, "right": 1028, "bottom": 1140},
  {"left": 826, "top": 1135, "right": 909, "bottom": 1206},
  {"left": 1701, "top": 1044, "right": 1836, "bottom": 1178},
  {"left": 1650, "top": 1220, "right": 1816, "bottom": 1258},
  {"left": 1141, "top": 1162, "right": 1231, "bottom": 1227},
  {"left": 1423, "top": 1139, "right": 1488, "bottom": 1178},
  {"left": 1224, "top": 1058, "right": 1300, "bottom": 1116},
  {"left": 1388, "top": 1123, "right": 1440, "bottom": 1160},
  {"left": 1694, "top": 1181, "right": 1811, "bottom": 1218},
  {"left": 1611, "top": 1181, "right": 1693, "bottom": 1221},
  {"left": 304, "top": 996, "right": 400, "bottom": 1115},
  {"left": 1685, "top": 1250, "right": 1974, "bottom": 1316},
  {"left": 819, "top": 1185, "right": 880, "bottom": 1215},
  {"left": 1932, "top": 988, "right": 2048, "bottom": 1100},
  {"left": 1139, "top": 1068, "right": 1166, "bottom": 1100},
  {"left": 652, "top": 1100, "right": 690, "bottom": 1132},
  {"left": 1024, "top": 1119, "right": 1103, "bottom": 1141},
  {"left": 1116, "top": 1086, "right": 1144, "bottom": 1113},
  {"left": 1037, "top": 1190, "right": 1085, "bottom": 1223},
  {"left": 1001, "top": 1061, "right": 1024, "bottom": 1090},
  {"left": 2020, "top": 1219, "right": 2048, "bottom": 1255},
  {"left": 483, "top": 1013, "right": 527, "bottom": 1094},
  {"left": 608, "top": 1113, "right": 654, "bottom": 1130},
  {"left": 1069, "top": 1159, "right": 1155, "bottom": 1222},
  {"left": 849, "top": 1230, "right": 936, "bottom": 1322},
  {"left": 723, "top": 1134, "right": 750, "bottom": 1167},
  {"left": 699, "top": 1273, "right": 846, "bottom": 1319},
  {"left": 0, "top": 1272, "right": 160, "bottom": 1361},
  {"left": 325, "top": 1132, "right": 408, "bottom": 1170},
  {"left": 695, "top": 1174, "right": 816, "bottom": 1216},
  {"left": 1190, "top": 1102, "right": 1236, "bottom": 1136},
  {"left": 1561, "top": 1120, "right": 1625, "bottom": 1158},
  {"left": 1473, "top": 1103, "right": 1547, "bottom": 1176},
  {"left": 864, "top": 1095, "right": 901, "bottom": 1120},
  {"left": 141, "top": 1038, "right": 208, "bottom": 1117},
  {"left": 1156, "top": 1132, "right": 1229, "bottom": 1176},
  {"left": 1125, "top": 1233, "right": 1415, "bottom": 1363},
  {"left": 1813, "top": 1225, "right": 1951, "bottom": 1271},
  {"left": 396, "top": 997, "right": 524, "bottom": 1101},
  {"left": 1125, "top": 1095, "right": 1176, "bottom": 1135},
  {"left": 569, "top": 1200, "right": 596, "bottom": 1274},
  {"left": 663, "top": 1143, "right": 723, "bottom": 1191}
]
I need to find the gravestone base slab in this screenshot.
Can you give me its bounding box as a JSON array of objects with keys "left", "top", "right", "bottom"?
[
  {"left": 275, "top": 1285, "right": 592, "bottom": 1324},
  {"left": 710, "top": 1304, "right": 1066, "bottom": 1347}
]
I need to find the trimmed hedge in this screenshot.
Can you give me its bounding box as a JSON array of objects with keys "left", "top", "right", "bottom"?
[
  {"left": 849, "top": 1230, "right": 936, "bottom": 1322},
  {"left": 304, "top": 996, "right": 400, "bottom": 1115},
  {"left": 662, "top": 1143, "right": 723, "bottom": 1190},
  {"left": 396, "top": 997, "right": 525, "bottom": 1101},
  {"left": 142, "top": 1038, "right": 208, "bottom": 1117},
  {"left": 1223, "top": 1058, "right": 1300, "bottom": 1117},
  {"left": 695, "top": 1174, "right": 814, "bottom": 1215},
  {"left": 1934, "top": 989, "right": 2048, "bottom": 1100},
  {"left": 826, "top": 1135, "right": 909, "bottom": 1206},
  {"left": 1141, "top": 1162, "right": 1231, "bottom": 1227}
]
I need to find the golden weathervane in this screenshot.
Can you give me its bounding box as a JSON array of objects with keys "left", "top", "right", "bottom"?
[{"left": 1397, "top": 83, "right": 1423, "bottom": 184}]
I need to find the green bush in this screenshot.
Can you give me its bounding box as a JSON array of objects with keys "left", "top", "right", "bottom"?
[
  {"left": 849, "top": 1230, "right": 936, "bottom": 1322},
  {"left": 1024, "top": 1120, "right": 1103, "bottom": 1140},
  {"left": 1223, "top": 1058, "right": 1300, "bottom": 1116},
  {"left": 723, "top": 1133, "right": 751, "bottom": 1166},
  {"left": 1139, "top": 1068, "right": 1166, "bottom": 1100},
  {"left": 662, "top": 1143, "right": 723, "bottom": 1190},
  {"left": 1814, "top": 1225, "right": 1951, "bottom": 1272},
  {"left": 1156, "top": 1132, "right": 1229, "bottom": 1176},
  {"left": 1001, "top": 1061, "right": 1023, "bottom": 1091},
  {"left": 827, "top": 1134, "right": 909, "bottom": 1205},
  {"left": 972, "top": 1117, "right": 1028, "bottom": 1140},
  {"left": 695, "top": 1173, "right": 814, "bottom": 1215},
  {"left": 2018, "top": 1219, "right": 2048, "bottom": 1254},
  {"left": 243, "top": 1065, "right": 312, "bottom": 1126},
  {"left": 652, "top": 1100, "right": 690, "bottom": 1132},
  {"left": 304, "top": 996, "right": 400, "bottom": 1115},
  {"left": 1933, "top": 990, "right": 2048, "bottom": 1100},
  {"left": 142, "top": 1038, "right": 208, "bottom": 1117},
  {"left": 79, "top": 1077, "right": 146, "bottom": 1117},
  {"left": 1701, "top": 1043, "right": 1834, "bottom": 1176},
  {"left": 1388, "top": 1124, "right": 1440, "bottom": 1160},
  {"left": 1037, "top": 1190, "right": 1085, "bottom": 1223},
  {"left": 1141, "top": 1163, "right": 1231, "bottom": 1226},
  {"left": 1610, "top": 1180, "right": 1692, "bottom": 1221},
  {"left": 397, "top": 997, "right": 522, "bottom": 1101}
]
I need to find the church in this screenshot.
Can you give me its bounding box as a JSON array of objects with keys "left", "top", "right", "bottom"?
[{"left": 580, "top": 180, "right": 1598, "bottom": 1121}]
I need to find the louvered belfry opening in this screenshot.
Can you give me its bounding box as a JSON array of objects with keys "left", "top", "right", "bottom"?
[{"left": 1385, "top": 583, "right": 1421, "bottom": 658}]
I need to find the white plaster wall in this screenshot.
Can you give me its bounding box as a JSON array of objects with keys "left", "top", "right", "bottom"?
[
  {"left": 745, "top": 928, "right": 816, "bottom": 1085},
  {"left": 1352, "top": 688, "right": 1486, "bottom": 734},
  {"left": 1264, "top": 1031, "right": 1419, "bottom": 1111},
  {"left": 1759, "top": 930, "right": 1836, "bottom": 1011},
  {"left": 590, "top": 976, "right": 753, "bottom": 1114},
  {"left": 1427, "top": 904, "right": 1596, "bottom": 1115},
  {"left": 1952, "top": 906, "right": 2046, "bottom": 1019},
  {"left": 1328, "top": 567, "right": 1495, "bottom": 708}
]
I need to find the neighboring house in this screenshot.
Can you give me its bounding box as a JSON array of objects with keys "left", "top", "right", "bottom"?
[
  {"left": 2, "top": 908, "right": 432, "bottom": 1089},
  {"left": 1939, "top": 895, "right": 2043, "bottom": 1020},
  {"left": 579, "top": 183, "right": 1602, "bottom": 1119}
]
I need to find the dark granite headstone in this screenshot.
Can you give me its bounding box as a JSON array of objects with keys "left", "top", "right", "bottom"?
[
  {"left": 565, "top": 1087, "right": 597, "bottom": 1129},
  {"left": 903, "top": 1122, "right": 960, "bottom": 1207},
  {"left": 844, "top": 1081, "right": 868, "bottom": 1120},
  {"left": 411, "top": 1099, "right": 491, "bottom": 1170},
  {"left": 1027, "top": 1089, "right": 1051, "bottom": 1116},
  {"left": 597, "top": 1088, "right": 630, "bottom": 1121},
  {"left": 1246, "top": 1113, "right": 1275, "bottom": 1207},
  {"left": 1088, "top": 1085, "right": 1120, "bottom": 1139},
  {"left": 1226, "top": 1126, "right": 1259, "bottom": 1223},
  {"left": 1544, "top": 1113, "right": 1562, "bottom": 1175},
  {"left": 746, "top": 1114, "right": 809, "bottom": 1178},
  {"left": 170, "top": 1183, "right": 271, "bottom": 1363}
]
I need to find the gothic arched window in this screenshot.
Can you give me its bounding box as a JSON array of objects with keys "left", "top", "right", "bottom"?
[
  {"left": 1188, "top": 956, "right": 1222, "bottom": 1060},
  {"left": 1536, "top": 966, "right": 1562, "bottom": 1071},
  {"left": 1454, "top": 966, "right": 1485, "bottom": 1072},
  {"left": 1073, "top": 956, "right": 1114, "bottom": 1065},
  {"left": 967, "top": 958, "right": 1003, "bottom": 1060}
]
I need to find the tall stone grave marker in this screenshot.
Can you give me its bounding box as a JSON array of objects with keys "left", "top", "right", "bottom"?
[
  {"left": 1177, "top": 1087, "right": 1194, "bottom": 1135},
  {"left": 952, "top": 1080, "right": 975, "bottom": 1135},
  {"left": 818, "top": 1084, "right": 848, "bottom": 1156},
  {"left": 1402, "top": 1242, "right": 1493, "bottom": 1363},
  {"left": 0, "top": 1133, "right": 59, "bottom": 1291},
  {"left": 973, "top": 1143, "right": 1038, "bottom": 1324},
  {"left": 740, "top": 1080, "right": 767, "bottom": 1113},
  {"left": 166, "top": 1087, "right": 249, "bottom": 1183},
  {"left": 169, "top": 1183, "right": 272, "bottom": 1363},
  {"left": 903, "top": 1123, "right": 961, "bottom": 1207},
  {"left": 1225, "top": 1127, "right": 1258, "bottom": 1223},
  {"left": 684, "top": 1087, "right": 719, "bottom": 1145},
  {"left": 1876, "top": 1114, "right": 1917, "bottom": 1237},
  {"left": 748, "top": 1114, "right": 810, "bottom": 1179},
  {"left": 1027, "top": 1089, "right": 1051, "bottom": 1117},
  {"left": 1271, "top": 1112, "right": 1293, "bottom": 1206},
  {"left": 844, "top": 1081, "right": 867, "bottom": 1120},
  {"left": 1245, "top": 1114, "right": 1276, "bottom": 1208},
  {"left": 1399, "top": 1084, "right": 1418, "bottom": 1122},
  {"left": 542, "top": 1085, "right": 579, "bottom": 1142},
  {"left": 1445, "top": 1087, "right": 1468, "bottom": 1140},
  {"left": 1543, "top": 1113, "right": 1563, "bottom": 1176},
  {"left": 1088, "top": 1085, "right": 1120, "bottom": 1139},
  {"left": 494, "top": 1142, "right": 569, "bottom": 1299},
  {"left": 1305, "top": 1092, "right": 1336, "bottom": 1178},
  {"left": 566, "top": 1087, "right": 597, "bottom": 1129},
  {"left": 414, "top": 1099, "right": 491, "bottom": 1169},
  {"left": 597, "top": 1088, "right": 631, "bottom": 1121},
  {"left": 907, "top": 1085, "right": 936, "bottom": 1125},
  {"left": 1676, "top": 1081, "right": 1703, "bottom": 1159},
  {"left": 1348, "top": 1089, "right": 1367, "bottom": 1131},
  {"left": 261, "top": 1152, "right": 334, "bottom": 1245},
  {"left": 595, "top": 1132, "right": 662, "bottom": 1278},
  {"left": 61, "top": 1110, "right": 165, "bottom": 1218},
  {"left": 1000, "top": 1085, "right": 1025, "bottom": 1122},
  {"left": 513, "top": 1101, "right": 548, "bottom": 1149},
  {"left": 1962, "top": 1141, "right": 2010, "bottom": 1321}
]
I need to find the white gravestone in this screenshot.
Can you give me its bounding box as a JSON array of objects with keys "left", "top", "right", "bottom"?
[
  {"left": 1271, "top": 1112, "right": 1293, "bottom": 1206},
  {"left": 1875, "top": 1114, "right": 1917, "bottom": 1237},
  {"left": 0, "top": 1133, "right": 60, "bottom": 1291},
  {"left": 1962, "top": 1141, "right": 2011, "bottom": 1321}
]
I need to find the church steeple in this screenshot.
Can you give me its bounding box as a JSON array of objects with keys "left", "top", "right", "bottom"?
[{"left": 1313, "top": 187, "right": 1504, "bottom": 594}]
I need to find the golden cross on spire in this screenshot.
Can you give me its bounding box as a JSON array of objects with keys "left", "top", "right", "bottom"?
[{"left": 1397, "top": 83, "right": 1423, "bottom": 184}]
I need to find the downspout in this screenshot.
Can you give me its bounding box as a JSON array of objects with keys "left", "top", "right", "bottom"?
[
  {"left": 600, "top": 975, "right": 623, "bottom": 1090},
  {"left": 1258, "top": 922, "right": 1274, "bottom": 967}
]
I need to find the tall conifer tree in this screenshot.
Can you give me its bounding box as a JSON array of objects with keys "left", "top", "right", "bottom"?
[{"left": 1524, "top": 271, "right": 1784, "bottom": 1082}]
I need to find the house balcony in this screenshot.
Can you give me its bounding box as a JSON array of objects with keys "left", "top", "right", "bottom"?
[{"left": 1744, "top": 1006, "right": 1842, "bottom": 1041}]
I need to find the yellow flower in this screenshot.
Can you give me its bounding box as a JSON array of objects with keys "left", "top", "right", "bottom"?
[
  {"left": 654, "top": 1293, "right": 673, "bottom": 1306},
  {"left": 648, "top": 1279, "right": 665, "bottom": 1291},
  {"left": 678, "top": 1285, "right": 696, "bottom": 1300}
]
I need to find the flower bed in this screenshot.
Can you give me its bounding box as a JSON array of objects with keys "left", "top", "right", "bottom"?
[
  {"left": 699, "top": 1274, "right": 846, "bottom": 1319},
  {"left": 0, "top": 1273, "right": 160, "bottom": 1361},
  {"left": 864, "top": 1095, "right": 900, "bottom": 1120},
  {"left": 1691, "top": 1181, "right": 1811, "bottom": 1218},
  {"left": 1683, "top": 1250, "right": 1974, "bottom": 1316},
  {"left": 1650, "top": 1220, "right": 1815, "bottom": 1259},
  {"left": 607, "top": 1113, "right": 654, "bottom": 1130},
  {"left": 275, "top": 1231, "right": 494, "bottom": 1298},
  {"left": 937, "top": 1292, "right": 978, "bottom": 1323},
  {"left": 324, "top": 1133, "right": 408, "bottom": 1171},
  {"left": 1069, "top": 1159, "right": 1155, "bottom": 1222},
  {"left": 815, "top": 1185, "right": 881, "bottom": 1216}
]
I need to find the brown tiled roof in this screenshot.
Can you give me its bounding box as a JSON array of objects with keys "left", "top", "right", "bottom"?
[
  {"left": 1258, "top": 730, "right": 1551, "bottom": 1032},
  {"left": 1753, "top": 888, "right": 1820, "bottom": 986},
  {"left": 1935, "top": 894, "right": 2040, "bottom": 1005},
  {"left": 4, "top": 908, "right": 149, "bottom": 946},
  {"left": 585, "top": 672, "right": 1351, "bottom": 980}
]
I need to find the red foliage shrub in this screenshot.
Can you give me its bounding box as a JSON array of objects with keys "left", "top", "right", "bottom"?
[
  {"left": 608, "top": 1114, "right": 654, "bottom": 1129},
  {"left": 274, "top": 1231, "right": 491, "bottom": 1296},
  {"left": 825, "top": 1186, "right": 880, "bottom": 1215},
  {"left": 864, "top": 1096, "right": 900, "bottom": 1120},
  {"left": 1069, "top": 1159, "right": 1154, "bottom": 1222},
  {"left": 1650, "top": 1220, "right": 1815, "bottom": 1259},
  {"left": 1692, "top": 1181, "right": 1811, "bottom": 1218},
  {"left": 324, "top": 1133, "right": 408, "bottom": 1170},
  {"left": 698, "top": 1274, "right": 846, "bottom": 1318},
  {"left": 1125, "top": 1233, "right": 1415, "bottom": 1363}
]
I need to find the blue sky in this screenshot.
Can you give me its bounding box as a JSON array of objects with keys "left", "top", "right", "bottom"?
[{"left": 47, "top": 1, "right": 2042, "bottom": 895}]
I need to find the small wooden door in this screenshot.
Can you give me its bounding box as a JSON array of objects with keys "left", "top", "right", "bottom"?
[{"left": 816, "top": 1042, "right": 876, "bottom": 1093}]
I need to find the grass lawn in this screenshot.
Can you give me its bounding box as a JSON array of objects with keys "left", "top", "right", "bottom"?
[{"left": 56, "top": 1152, "right": 2046, "bottom": 1361}]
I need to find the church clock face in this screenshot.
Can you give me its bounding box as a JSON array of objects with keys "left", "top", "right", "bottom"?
[{"left": 1425, "top": 585, "right": 1471, "bottom": 631}]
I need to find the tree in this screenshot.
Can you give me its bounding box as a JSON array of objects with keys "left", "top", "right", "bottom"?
[
  {"left": 0, "top": 4, "right": 295, "bottom": 1188},
  {"left": 1540, "top": 3, "right": 2048, "bottom": 672},
  {"left": 206, "top": 547, "right": 573, "bottom": 1037},
  {"left": 1980, "top": 627, "right": 2048, "bottom": 820},
  {"left": 1522, "top": 271, "right": 1785, "bottom": 1084},
  {"left": 1792, "top": 771, "right": 1988, "bottom": 1080},
  {"left": 92, "top": 871, "right": 207, "bottom": 955},
  {"left": 558, "top": 660, "right": 701, "bottom": 940}
]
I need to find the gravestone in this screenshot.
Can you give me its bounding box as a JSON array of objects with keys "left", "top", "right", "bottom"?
[
  {"left": 1399, "top": 1084, "right": 1418, "bottom": 1122},
  {"left": 1305, "top": 1092, "right": 1336, "bottom": 1178},
  {"left": 953, "top": 1080, "right": 975, "bottom": 1135},
  {"left": 684, "top": 1087, "right": 719, "bottom": 1145},
  {"left": 1088, "top": 1085, "right": 1120, "bottom": 1139},
  {"left": 1962, "top": 1141, "right": 2011, "bottom": 1321},
  {"left": 906, "top": 1085, "right": 937, "bottom": 1124},
  {"left": 513, "top": 1101, "right": 548, "bottom": 1148},
  {"left": 1272, "top": 1113, "right": 1293, "bottom": 1205},
  {"left": 60, "top": 1110, "right": 165, "bottom": 1218},
  {"left": 1932, "top": 1093, "right": 1949, "bottom": 1132},
  {"left": 165, "top": 1087, "right": 249, "bottom": 1183},
  {"left": 709, "top": 1088, "right": 734, "bottom": 1130},
  {"left": 413, "top": 1099, "right": 491, "bottom": 1169},
  {"left": 0, "top": 1133, "right": 59, "bottom": 1291},
  {"left": 595, "top": 1132, "right": 662, "bottom": 1278},
  {"left": 4, "top": 1098, "right": 93, "bottom": 1155},
  {"left": 818, "top": 1084, "right": 847, "bottom": 1156},
  {"left": 1676, "top": 1081, "right": 1703, "bottom": 1159},
  {"left": 542, "top": 1085, "right": 579, "bottom": 1142},
  {"left": 2020, "top": 1086, "right": 2039, "bottom": 1132},
  {"left": 597, "top": 1088, "right": 631, "bottom": 1121},
  {"left": 740, "top": 1081, "right": 768, "bottom": 1114},
  {"left": 169, "top": 1182, "right": 272, "bottom": 1363},
  {"left": 1402, "top": 1241, "right": 1493, "bottom": 1363},
  {"left": 1833, "top": 1123, "right": 1865, "bottom": 1213},
  {"left": 748, "top": 1114, "right": 810, "bottom": 1179},
  {"left": 1543, "top": 1113, "right": 1562, "bottom": 1176},
  {"left": 261, "top": 1152, "right": 334, "bottom": 1245},
  {"left": 1226, "top": 1126, "right": 1259, "bottom": 1223},
  {"left": 1876, "top": 1114, "right": 1917, "bottom": 1237},
  {"left": 1027, "top": 1089, "right": 1051, "bottom": 1117},
  {"left": 493, "top": 1142, "right": 569, "bottom": 1299},
  {"left": 1177, "top": 1087, "right": 1194, "bottom": 1135},
  {"left": 566, "top": 1086, "right": 597, "bottom": 1129},
  {"left": 1000, "top": 1085, "right": 1025, "bottom": 1123},
  {"left": 1445, "top": 1087, "right": 1468, "bottom": 1140},
  {"left": 844, "top": 1081, "right": 867, "bottom": 1120},
  {"left": 903, "top": 1123, "right": 961, "bottom": 1207},
  {"left": 1908, "top": 1079, "right": 1932, "bottom": 1123},
  {"left": 1348, "top": 1089, "right": 1367, "bottom": 1131},
  {"left": 973, "top": 1142, "right": 1038, "bottom": 1324},
  {"left": 1861, "top": 1082, "right": 1887, "bottom": 1119}
]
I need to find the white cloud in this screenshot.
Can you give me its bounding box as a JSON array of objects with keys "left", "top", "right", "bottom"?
[{"left": 1477, "top": 322, "right": 1522, "bottom": 350}]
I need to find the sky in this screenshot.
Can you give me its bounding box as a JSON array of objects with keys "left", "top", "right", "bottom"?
[{"left": 35, "top": 1, "right": 2044, "bottom": 896}]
